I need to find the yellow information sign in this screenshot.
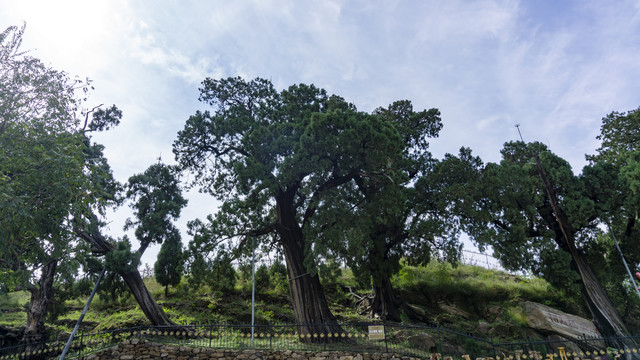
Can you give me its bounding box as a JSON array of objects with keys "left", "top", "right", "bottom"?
[{"left": 368, "top": 325, "right": 385, "bottom": 340}]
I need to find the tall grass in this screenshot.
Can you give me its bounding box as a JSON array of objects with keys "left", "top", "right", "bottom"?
[
  {"left": 394, "top": 261, "right": 562, "bottom": 305},
  {"left": 0, "top": 291, "right": 29, "bottom": 327}
]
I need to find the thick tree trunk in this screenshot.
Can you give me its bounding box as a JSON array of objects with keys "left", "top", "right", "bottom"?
[
  {"left": 281, "top": 236, "right": 343, "bottom": 341},
  {"left": 368, "top": 236, "right": 404, "bottom": 322},
  {"left": 119, "top": 269, "right": 174, "bottom": 326},
  {"left": 369, "top": 249, "right": 426, "bottom": 324},
  {"left": 275, "top": 189, "right": 343, "bottom": 341},
  {"left": 370, "top": 276, "right": 403, "bottom": 322},
  {"left": 23, "top": 259, "right": 57, "bottom": 344}
]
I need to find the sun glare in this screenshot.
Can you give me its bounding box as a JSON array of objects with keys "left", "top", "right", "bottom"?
[{"left": 7, "top": 0, "right": 125, "bottom": 73}]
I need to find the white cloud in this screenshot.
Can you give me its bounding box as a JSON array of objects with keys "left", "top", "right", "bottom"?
[{"left": 128, "top": 23, "right": 218, "bottom": 84}]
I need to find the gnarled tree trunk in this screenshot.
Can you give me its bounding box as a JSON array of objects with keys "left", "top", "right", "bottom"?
[
  {"left": 119, "top": 269, "right": 173, "bottom": 326},
  {"left": 23, "top": 259, "right": 57, "bottom": 344},
  {"left": 368, "top": 235, "right": 403, "bottom": 322},
  {"left": 368, "top": 243, "right": 426, "bottom": 323},
  {"left": 282, "top": 238, "right": 342, "bottom": 338},
  {"left": 371, "top": 276, "right": 403, "bottom": 322},
  {"left": 276, "top": 191, "right": 343, "bottom": 341},
  {"left": 572, "top": 250, "right": 637, "bottom": 355}
]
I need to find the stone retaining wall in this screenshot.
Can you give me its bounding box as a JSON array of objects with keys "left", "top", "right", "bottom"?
[{"left": 80, "top": 339, "right": 422, "bottom": 360}]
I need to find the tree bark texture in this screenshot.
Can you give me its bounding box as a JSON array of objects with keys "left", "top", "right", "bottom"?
[
  {"left": 119, "top": 269, "right": 174, "bottom": 326},
  {"left": 281, "top": 234, "right": 344, "bottom": 341},
  {"left": 572, "top": 251, "right": 637, "bottom": 356},
  {"left": 23, "top": 259, "right": 57, "bottom": 343},
  {"left": 370, "top": 276, "right": 403, "bottom": 322},
  {"left": 367, "top": 233, "right": 404, "bottom": 322}
]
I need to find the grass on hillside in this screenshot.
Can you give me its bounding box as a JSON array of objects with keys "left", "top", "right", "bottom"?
[
  {"left": 389, "top": 262, "right": 585, "bottom": 340},
  {"left": 0, "top": 291, "right": 29, "bottom": 327},
  {"left": 395, "top": 261, "right": 582, "bottom": 311},
  {"left": 0, "top": 262, "right": 585, "bottom": 343}
]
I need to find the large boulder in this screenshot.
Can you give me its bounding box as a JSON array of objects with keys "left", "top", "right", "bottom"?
[
  {"left": 407, "top": 333, "right": 437, "bottom": 351},
  {"left": 521, "top": 301, "right": 601, "bottom": 340}
]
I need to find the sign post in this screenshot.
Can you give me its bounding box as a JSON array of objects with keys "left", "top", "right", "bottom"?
[{"left": 368, "top": 325, "right": 385, "bottom": 340}]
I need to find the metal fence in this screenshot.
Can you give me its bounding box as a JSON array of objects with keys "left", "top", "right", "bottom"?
[{"left": 2, "top": 323, "right": 640, "bottom": 360}]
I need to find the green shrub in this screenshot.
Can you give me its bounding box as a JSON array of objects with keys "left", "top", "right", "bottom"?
[
  {"left": 93, "top": 308, "right": 149, "bottom": 331},
  {"left": 255, "top": 264, "right": 270, "bottom": 290},
  {"left": 506, "top": 306, "right": 528, "bottom": 326},
  {"left": 269, "top": 261, "right": 289, "bottom": 295}
]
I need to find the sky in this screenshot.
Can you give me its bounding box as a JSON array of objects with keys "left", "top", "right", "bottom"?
[{"left": 2, "top": 0, "right": 640, "bottom": 267}]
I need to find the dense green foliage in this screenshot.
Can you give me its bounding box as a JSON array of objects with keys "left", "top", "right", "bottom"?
[
  {"left": 434, "top": 140, "right": 640, "bottom": 339},
  {"left": 125, "top": 163, "right": 187, "bottom": 255},
  {"left": 309, "top": 100, "right": 463, "bottom": 320},
  {"left": 0, "top": 23, "right": 91, "bottom": 293},
  {"left": 0, "top": 24, "right": 123, "bottom": 341}
]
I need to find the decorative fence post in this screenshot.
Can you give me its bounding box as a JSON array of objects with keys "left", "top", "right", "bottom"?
[
  {"left": 437, "top": 324, "right": 443, "bottom": 355},
  {"left": 384, "top": 323, "right": 388, "bottom": 353},
  {"left": 323, "top": 323, "right": 327, "bottom": 351},
  {"left": 491, "top": 336, "right": 497, "bottom": 359},
  {"left": 209, "top": 324, "right": 213, "bottom": 348}
]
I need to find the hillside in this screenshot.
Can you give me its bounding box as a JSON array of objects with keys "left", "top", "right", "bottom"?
[{"left": 0, "top": 262, "right": 626, "bottom": 347}]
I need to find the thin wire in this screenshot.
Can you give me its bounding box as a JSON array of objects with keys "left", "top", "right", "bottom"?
[{"left": 607, "top": 222, "right": 640, "bottom": 301}]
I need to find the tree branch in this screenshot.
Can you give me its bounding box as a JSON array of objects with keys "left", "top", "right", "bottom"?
[
  {"left": 81, "top": 104, "right": 103, "bottom": 132},
  {"left": 234, "top": 222, "right": 277, "bottom": 255},
  {"left": 301, "top": 170, "right": 359, "bottom": 229},
  {"left": 72, "top": 213, "right": 114, "bottom": 255}
]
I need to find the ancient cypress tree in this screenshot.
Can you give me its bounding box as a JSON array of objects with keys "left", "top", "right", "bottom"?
[{"left": 173, "top": 77, "right": 402, "bottom": 336}]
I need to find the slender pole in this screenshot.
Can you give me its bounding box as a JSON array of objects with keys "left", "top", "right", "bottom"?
[
  {"left": 59, "top": 268, "right": 106, "bottom": 360},
  {"left": 251, "top": 237, "right": 256, "bottom": 346},
  {"left": 607, "top": 222, "right": 640, "bottom": 300}
]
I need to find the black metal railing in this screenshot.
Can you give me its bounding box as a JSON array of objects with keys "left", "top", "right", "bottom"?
[{"left": 2, "top": 323, "right": 640, "bottom": 360}]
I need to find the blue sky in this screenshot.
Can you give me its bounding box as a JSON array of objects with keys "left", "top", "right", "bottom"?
[{"left": 2, "top": 0, "right": 640, "bottom": 266}]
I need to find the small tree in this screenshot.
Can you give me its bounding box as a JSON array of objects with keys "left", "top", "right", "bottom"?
[
  {"left": 154, "top": 229, "right": 184, "bottom": 296},
  {"left": 269, "top": 260, "right": 289, "bottom": 294},
  {"left": 255, "top": 264, "right": 270, "bottom": 291},
  {"left": 210, "top": 253, "right": 236, "bottom": 293}
]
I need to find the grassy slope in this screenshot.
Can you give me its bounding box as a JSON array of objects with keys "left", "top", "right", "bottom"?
[
  {"left": 0, "top": 263, "right": 587, "bottom": 342},
  {"left": 391, "top": 262, "right": 585, "bottom": 339}
]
